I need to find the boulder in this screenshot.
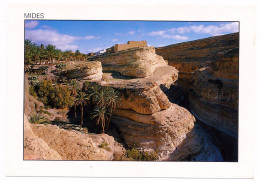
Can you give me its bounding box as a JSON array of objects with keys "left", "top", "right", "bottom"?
[
  {"left": 24, "top": 115, "right": 62, "bottom": 160},
  {"left": 96, "top": 47, "right": 168, "bottom": 78},
  {"left": 60, "top": 61, "right": 103, "bottom": 81},
  {"left": 112, "top": 103, "right": 196, "bottom": 160}
]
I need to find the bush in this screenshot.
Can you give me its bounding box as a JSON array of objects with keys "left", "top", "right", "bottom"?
[
  {"left": 126, "top": 148, "right": 159, "bottom": 161},
  {"left": 55, "top": 63, "right": 66, "bottom": 70},
  {"left": 29, "top": 86, "right": 37, "bottom": 97},
  {"left": 29, "top": 114, "right": 48, "bottom": 124},
  {"left": 127, "top": 148, "right": 143, "bottom": 161},
  {"left": 34, "top": 80, "right": 74, "bottom": 109},
  {"left": 98, "top": 141, "right": 108, "bottom": 148}
]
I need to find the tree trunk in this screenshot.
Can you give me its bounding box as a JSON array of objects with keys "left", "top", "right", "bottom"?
[
  {"left": 106, "top": 117, "right": 111, "bottom": 131},
  {"left": 81, "top": 103, "right": 83, "bottom": 128},
  {"left": 74, "top": 105, "right": 77, "bottom": 121}
]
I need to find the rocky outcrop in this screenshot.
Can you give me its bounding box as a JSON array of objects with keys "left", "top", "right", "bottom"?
[
  {"left": 190, "top": 66, "right": 238, "bottom": 138},
  {"left": 169, "top": 124, "right": 223, "bottom": 161},
  {"left": 31, "top": 123, "right": 125, "bottom": 160},
  {"left": 112, "top": 104, "right": 196, "bottom": 160},
  {"left": 98, "top": 54, "right": 220, "bottom": 160},
  {"left": 24, "top": 116, "right": 62, "bottom": 160},
  {"left": 156, "top": 33, "right": 238, "bottom": 139},
  {"left": 24, "top": 115, "right": 125, "bottom": 160},
  {"left": 156, "top": 33, "right": 238, "bottom": 65},
  {"left": 156, "top": 33, "right": 239, "bottom": 93},
  {"left": 94, "top": 46, "right": 168, "bottom": 78},
  {"left": 60, "top": 61, "right": 103, "bottom": 81}
]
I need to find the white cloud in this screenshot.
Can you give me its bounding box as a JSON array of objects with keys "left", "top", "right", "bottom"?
[
  {"left": 189, "top": 22, "right": 238, "bottom": 35},
  {"left": 148, "top": 22, "right": 238, "bottom": 41},
  {"left": 148, "top": 30, "right": 188, "bottom": 40},
  {"left": 25, "top": 29, "right": 97, "bottom": 51},
  {"left": 176, "top": 26, "right": 190, "bottom": 34},
  {"left": 148, "top": 30, "right": 165, "bottom": 36},
  {"left": 168, "top": 28, "right": 175, "bottom": 33},
  {"left": 128, "top": 31, "right": 135, "bottom": 35},
  {"left": 25, "top": 21, "right": 39, "bottom": 29},
  {"left": 115, "top": 31, "right": 136, "bottom": 36},
  {"left": 112, "top": 39, "right": 118, "bottom": 42},
  {"left": 84, "top": 35, "right": 96, "bottom": 40},
  {"left": 41, "top": 25, "right": 52, "bottom": 29},
  {"left": 162, "top": 34, "right": 189, "bottom": 40}
]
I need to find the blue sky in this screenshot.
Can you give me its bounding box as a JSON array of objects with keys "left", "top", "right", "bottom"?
[{"left": 25, "top": 20, "right": 239, "bottom": 54}]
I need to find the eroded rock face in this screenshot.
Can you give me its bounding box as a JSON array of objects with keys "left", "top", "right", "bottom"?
[
  {"left": 24, "top": 115, "right": 125, "bottom": 160},
  {"left": 156, "top": 33, "right": 239, "bottom": 139},
  {"left": 112, "top": 103, "right": 196, "bottom": 160},
  {"left": 169, "top": 124, "right": 223, "bottom": 161},
  {"left": 190, "top": 70, "right": 238, "bottom": 138},
  {"left": 60, "top": 61, "right": 103, "bottom": 81},
  {"left": 24, "top": 116, "right": 62, "bottom": 160},
  {"left": 30, "top": 123, "right": 125, "bottom": 160},
  {"left": 95, "top": 47, "right": 168, "bottom": 78},
  {"left": 99, "top": 62, "right": 208, "bottom": 160}
]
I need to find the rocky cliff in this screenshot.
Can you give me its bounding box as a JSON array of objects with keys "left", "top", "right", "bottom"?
[
  {"left": 60, "top": 61, "right": 103, "bottom": 81},
  {"left": 93, "top": 47, "right": 168, "bottom": 78},
  {"left": 156, "top": 33, "right": 239, "bottom": 140},
  {"left": 24, "top": 115, "right": 125, "bottom": 160},
  {"left": 97, "top": 48, "right": 221, "bottom": 160}
]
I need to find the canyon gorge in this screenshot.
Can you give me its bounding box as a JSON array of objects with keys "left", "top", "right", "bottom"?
[{"left": 24, "top": 33, "right": 238, "bottom": 161}]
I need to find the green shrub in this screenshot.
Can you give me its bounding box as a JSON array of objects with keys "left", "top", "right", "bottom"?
[
  {"left": 29, "top": 86, "right": 37, "bottom": 97},
  {"left": 126, "top": 148, "right": 143, "bottom": 161},
  {"left": 29, "top": 114, "right": 48, "bottom": 124},
  {"left": 126, "top": 148, "right": 159, "bottom": 161},
  {"left": 55, "top": 63, "right": 66, "bottom": 70},
  {"left": 34, "top": 80, "right": 74, "bottom": 109},
  {"left": 98, "top": 141, "right": 108, "bottom": 148}
]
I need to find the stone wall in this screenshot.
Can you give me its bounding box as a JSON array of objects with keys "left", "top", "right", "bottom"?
[{"left": 114, "top": 41, "right": 147, "bottom": 53}]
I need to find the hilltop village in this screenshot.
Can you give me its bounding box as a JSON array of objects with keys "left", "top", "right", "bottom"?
[{"left": 24, "top": 33, "right": 238, "bottom": 161}]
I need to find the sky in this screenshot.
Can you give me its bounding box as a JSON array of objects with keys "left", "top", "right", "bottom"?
[{"left": 25, "top": 20, "right": 239, "bottom": 54}]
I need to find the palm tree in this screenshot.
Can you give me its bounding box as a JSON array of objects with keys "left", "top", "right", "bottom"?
[
  {"left": 93, "top": 88, "right": 109, "bottom": 107},
  {"left": 70, "top": 79, "right": 79, "bottom": 120},
  {"left": 87, "top": 84, "right": 100, "bottom": 104},
  {"left": 24, "top": 39, "right": 35, "bottom": 64},
  {"left": 75, "top": 91, "right": 89, "bottom": 128},
  {"left": 39, "top": 44, "right": 46, "bottom": 64},
  {"left": 105, "top": 87, "right": 120, "bottom": 112},
  {"left": 91, "top": 106, "right": 111, "bottom": 133},
  {"left": 104, "top": 87, "right": 120, "bottom": 130},
  {"left": 75, "top": 50, "right": 81, "bottom": 61},
  {"left": 46, "top": 44, "right": 57, "bottom": 71},
  {"left": 70, "top": 79, "right": 78, "bottom": 96}
]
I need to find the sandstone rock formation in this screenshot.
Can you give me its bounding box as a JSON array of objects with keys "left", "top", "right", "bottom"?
[
  {"left": 24, "top": 115, "right": 62, "bottom": 160},
  {"left": 60, "top": 61, "right": 103, "bottom": 81},
  {"left": 156, "top": 32, "right": 239, "bottom": 94},
  {"left": 24, "top": 115, "right": 125, "bottom": 160},
  {"left": 97, "top": 52, "right": 219, "bottom": 160},
  {"left": 94, "top": 47, "right": 168, "bottom": 78},
  {"left": 156, "top": 33, "right": 239, "bottom": 139}
]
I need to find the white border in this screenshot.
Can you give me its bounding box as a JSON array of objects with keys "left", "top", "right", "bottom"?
[{"left": 6, "top": 3, "right": 255, "bottom": 178}]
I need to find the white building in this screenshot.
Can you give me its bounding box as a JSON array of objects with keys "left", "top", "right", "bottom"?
[{"left": 95, "top": 49, "right": 106, "bottom": 55}]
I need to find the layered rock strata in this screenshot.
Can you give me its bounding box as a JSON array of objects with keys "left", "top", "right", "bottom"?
[
  {"left": 99, "top": 62, "right": 218, "bottom": 160},
  {"left": 24, "top": 115, "right": 62, "bottom": 160},
  {"left": 190, "top": 62, "right": 238, "bottom": 138},
  {"left": 60, "top": 61, "right": 103, "bottom": 81},
  {"left": 156, "top": 33, "right": 239, "bottom": 94},
  {"left": 24, "top": 115, "right": 125, "bottom": 160},
  {"left": 93, "top": 46, "right": 168, "bottom": 78},
  {"left": 156, "top": 33, "right": 239, "bottom": 139}
]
